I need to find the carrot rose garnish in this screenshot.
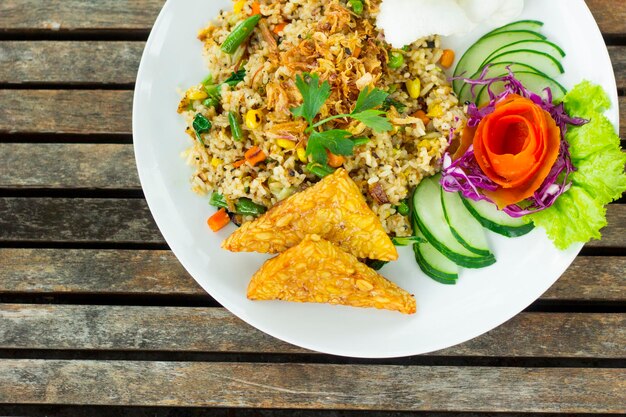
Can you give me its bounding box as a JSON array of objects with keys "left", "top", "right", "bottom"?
[{"left": 466, "top": 94, "right": 561, "bottom": 208}]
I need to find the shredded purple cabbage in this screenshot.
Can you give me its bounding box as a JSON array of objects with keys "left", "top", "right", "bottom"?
[{"left": 441, "top": 68, "right": 587, "bottom": 217}]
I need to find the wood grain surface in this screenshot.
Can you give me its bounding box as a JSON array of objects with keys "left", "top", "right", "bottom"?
[
  {"left": 1, "top": 304, "right": 624, "bottom": 358},
  {"left": 2, "top": 91, "right": 625, "bottom": 137},
  {"left": 1, "top": 0, "right": 624, "bottom": 35},
  {"left": 5, "top": 198, "right": 624, "bottom": 247},
  {"left": 0, "top": 42, "right": 143, "bottom": 85},
  {"left": 0, "top": 144, "right": 139, "bottom": 189},
  {"left": 1, "top": 249, "right": 625, "bottom": 301},
  {"left": 0, "top": 360, "right": 624, "bottom": 412},
  {"left": 1, "top": 41, "right": 624, "bottom": 88}
]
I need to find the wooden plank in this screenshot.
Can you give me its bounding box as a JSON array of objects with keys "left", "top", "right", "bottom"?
[
  {"left": 3, "top": 198, "right": 626, "bottom": 247},
  {"left": 1, "top": 91, "right": 624, "bottom": 138},
  {"left": 0, "top": 90, "right": 132, "bottom": 135},
  {"left": 0, "top": 360, "right": 624, "bottom": 412},
  {"left": 0, "top": 198, "right": 162, "bottom": 244},
  {"left": 0, "top": 41, "right": 143, "bottom": 85},
  {"left": 1, "top": 304, "right": 624, "bottom": 358},
  {"left": 0, "top": 144, "right": 139, "bottom": 189},
  {"left": 0, "top": 0, "right": 624, "bottom": 35},
  {"left": 0, "top": 0, "right": 163, "bottom": 31},
  {"left": 1, "top": 42, "right": 624, "bottom": 89},
  {"left": 586, "top": 0, "right": 626, "bottom": 36},
  {"left": 1, "top": 249, "right": 624, "bottom": 302}
]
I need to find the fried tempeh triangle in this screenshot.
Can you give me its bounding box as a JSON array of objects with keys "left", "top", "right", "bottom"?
[
  {"left": 222, "top": 169, "right": 398, "bottom": 261},
  {"left": 247, "top": 235, "right": 416, "bottom": 314}
]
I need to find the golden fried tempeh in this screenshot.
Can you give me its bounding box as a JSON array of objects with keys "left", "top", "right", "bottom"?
[
  {"left": 247, "top": 235, "right": 416, "bottom": 314},
  {"left": 222, "top": 169, "right": 398, "bottom": 261}
]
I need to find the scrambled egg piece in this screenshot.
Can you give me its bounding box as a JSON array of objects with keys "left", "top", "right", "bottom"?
[
  {"left": 222, "top": 169, "right": 398, "bottom": 261},
  {"left": 247, "top": 235, "right": 416, "bottom": 314}
]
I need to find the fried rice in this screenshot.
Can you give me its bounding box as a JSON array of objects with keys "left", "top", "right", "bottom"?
[{"left": 178, "top": 0, "right": 466, "bottom": 236}]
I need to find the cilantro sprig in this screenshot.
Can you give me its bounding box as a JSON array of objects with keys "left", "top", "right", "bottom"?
[{"left": 290, "top": 73, "right": 393, "bottom": 177}]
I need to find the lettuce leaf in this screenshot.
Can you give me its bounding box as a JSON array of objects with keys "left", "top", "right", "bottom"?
[
  {"left": 529, "top": 81, "right": 626, "bottom": 250},
  {"left": 566, "top": 115, "right": 618, "bottom": 160},
  {"left": 562, "top": 80, "right": 611, "bottom": 117},
  {"left": 571, "top": 146, "right": 626, "bottom": 205},
  {"left": 529, "top": 186, "right": 607, "bottom": 250}
]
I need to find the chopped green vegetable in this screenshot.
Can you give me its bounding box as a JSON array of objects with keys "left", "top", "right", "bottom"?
[
  {"left": 201, "top": 73, "right": 213, "bottom": 85},
  {"left": 291, "top": 73, "right": 331, "bottom": 125},
  {"left": 306, "top": 162, "right": 335, "bottom": 178},
  {"left": 396, "top": 200, "right": 410, "bottom": 216},
  {"left": 388, "top": 51, "right": 404, "bottom": 69},
  {"left": 348, "top": 0, "right": 363, "bottom": 15},
  {"left": 223, "top": 69, "right": 246, "bottom": 87},
  {"left": 221, "top": 14, "right": 261, "bottom": 54},
  {"left": 306, "top": 130, "right": 354, "bottom": 166},
  {"left": 202, "top": 97, "right": 219, "bottom": 108},
  {"left": 381, "top": 96, "right": 407, "bottom": 112},
  {"left": 529, "top": 81, "right": 626, "bottom": 249},
  {"left": 235, "top": 198, "right": 267, "bottom": 216},
  {"left": 392, "top": 236, "right": 424, "bottom": 246},
  {"left": 365, "top": 259, "right": 388, "bottom": 270},
  {"left": 228, "top": 111, "right": 243, "bottom": 141},
  {"left": 192, "top": 113, "right": 211, "bottom": 144},
  {"left": 209, "top": 192, "right": 228, "bottom": 209}
]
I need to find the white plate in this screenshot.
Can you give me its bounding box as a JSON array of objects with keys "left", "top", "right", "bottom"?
[{"left": 133, "top": 0, "right": 619, "bottom": 358}]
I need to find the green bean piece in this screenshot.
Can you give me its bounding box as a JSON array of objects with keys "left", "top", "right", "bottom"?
[
  {"left": 201, "top": 73, "right": 213, "bottom": 85},
  {"left": 228, "top": 111, "right": 243, "bottom": 141},
  {"left": 202, "top": 97, "right": 219, "bottom": 108},
  {"left": 396, "top": 200, "right": 410, "bottom": 216},
  {"left": 306, "top": 162, "right": 335, "bottom": 178},
  {"left": 388, "top": 51, "right": 404, "bottom": 69},
  {"left": 235, "top": 198, "right": 267, "bottom": 216},
  {"left": 221, "top": 14, "right": 262, "bottom": 54},
  {"left": 192, "top": 113, "right": 212, "bottom": 144},
  {"left": 209, "top": 192, "right": 228, "bottom": 209},
  {"left": 349, "top": 0, "right": 363, "bottom": 15}
]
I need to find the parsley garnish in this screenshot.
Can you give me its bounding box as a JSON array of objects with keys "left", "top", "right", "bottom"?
[
  {"left": 223, "top": 69, "right": 246, "bottom": 87},
  {"left": 290, "top": 73, "right": 393, "bottom": 176}
]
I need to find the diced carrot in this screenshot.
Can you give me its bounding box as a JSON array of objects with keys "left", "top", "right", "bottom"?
[
  {"left": 412, "top": 110, "right": 430, "bottom": 126},
  {"left": 251, "top": 1, "right": 261, "bottom": 15},
  {"left": 439, "top": 49, "right": 455, "bottom": 69},
  {"left": 326, "top": 151, "right": 345, "bottom": 168},
  {"left": 207, "top": 208, "right": 230, "bottom": 232},
  {"left": 244, "top": 146, "right": 267, "bottom": 166},
  {"left": 273, "top": 23, "right": 286, "bottom": 34},
  {"left": 233, "top": 159, "right": 246, "bottom": 168}
]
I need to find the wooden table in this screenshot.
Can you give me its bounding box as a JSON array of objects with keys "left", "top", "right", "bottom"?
[{"left": 0, "top": 1, "right": 625, "bottom": 415}]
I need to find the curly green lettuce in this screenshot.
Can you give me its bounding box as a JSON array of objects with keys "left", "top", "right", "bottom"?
[{"left": 529, "top": 81, "right": 626, "bottom": 249}]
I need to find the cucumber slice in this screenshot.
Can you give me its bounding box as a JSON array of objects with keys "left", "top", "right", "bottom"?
[
  {"left": 453, "top": 30, "right": 546, "bottom": 93},
  {"left": 441, "top": 189, "right": 492, "bottom": 257},
  {"left": 413, "top": 176, "right": 496, "bottom": 269},
  {"left": 486, "top": 49, "right": 564, "bottom": 77},
  {"left": 462, "top": 198, "right": 535, "bottom": 238},
  {"left": 476, "top": 71, "right": 566, "bottom": 105},
  {"left": 483, "top": 20, "right": 544, "bottom": 37},
  {"left": 413, "top": 229, "right": 459, "bottom": 285},
  {"left": 483, "top": 40, "right": 565, "bottom": 66},
  {"left": 458, "top": 62, "right": 541, "bottom": 103}
]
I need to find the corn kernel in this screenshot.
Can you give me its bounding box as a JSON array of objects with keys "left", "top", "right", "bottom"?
[
  {"left": 276, "top": 139, "right": 296, "bottom": 149},
  {"left": 296, "top": 147, "right": 308, "bottom": 163},
  {"left": 188, "top": 89, "right": 208, "bottom": 100},
  {"left": 427, "top": 104, "right": 444, "bottom": 118},
  {"left": 245, "top": 109, "right": 262, "bottom": 129},
  {"left": 233, "top": 0, "right": 245, "bottom": 14},
  {"left": 211, "top": 157, "right": 223, "bottom": 167},
  {"left": 405, "top": 78, "right": 421, "bottom": 99}
]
